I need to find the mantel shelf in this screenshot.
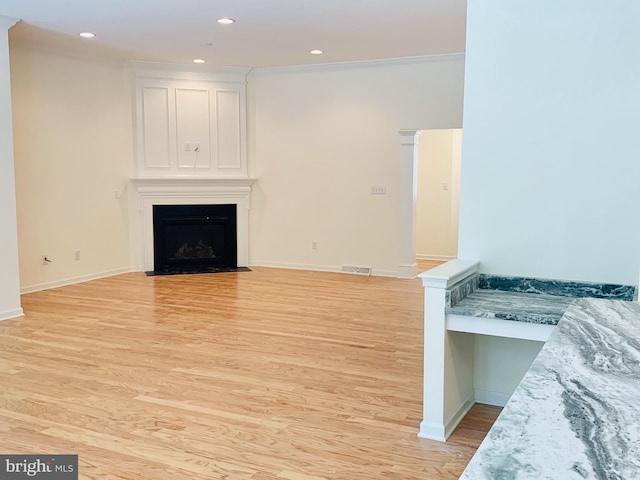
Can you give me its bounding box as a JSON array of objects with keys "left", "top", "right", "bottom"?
[{"left": 131, "top": 177, "right": 257, "bottom": 188}]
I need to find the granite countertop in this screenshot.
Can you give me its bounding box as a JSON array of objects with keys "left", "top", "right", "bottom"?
[
  {"left": 447, "top": 289, "right": 574, "bottom": 325},
  {"left": 460, "top": 298, "right": 640, "bottom": 480}
]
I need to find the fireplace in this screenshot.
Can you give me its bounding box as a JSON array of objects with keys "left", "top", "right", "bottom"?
[{"left": 152, "top": 204, "right": 237, "bottom": 274}]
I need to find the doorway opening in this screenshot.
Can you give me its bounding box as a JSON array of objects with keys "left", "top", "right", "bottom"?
[{"left": 415, "top": 129, "right": 462, "bottom": 272}]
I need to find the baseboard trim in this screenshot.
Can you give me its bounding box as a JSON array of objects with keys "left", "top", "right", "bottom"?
[
  {"left": 0, "top": 308, "right": 25, "bottom": 321},
  {"left": 397, "top": 263, "right": 418, "bottom": 279},
  {"left": 416, "top": 254, "right": 456, "bottom": 261},
  {"left": 249, "top": 261, "right": 398, "bottom": 278},
  {"left": 20, "top": 267, "right": 135, "bottom": 294},
  {"left": 474, "top": 388, "right": 511, "bottom": 407},
  {"left": 418, "top": 394, "right": 475, "bottom": 442}
]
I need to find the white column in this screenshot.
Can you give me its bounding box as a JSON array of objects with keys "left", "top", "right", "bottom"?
[
  {"left": 0, "top": 16, "right": 23, "bottom": 321},
  {"left": 398, "top": 129, "right": 422, "bottom": 279},
  {"left": 418, "top": 259, "right": 478, "bottom": 441}
]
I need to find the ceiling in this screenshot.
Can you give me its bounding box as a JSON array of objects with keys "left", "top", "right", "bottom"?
[{"left": 1, "top": 0, "right": 466, "bottom": 68}]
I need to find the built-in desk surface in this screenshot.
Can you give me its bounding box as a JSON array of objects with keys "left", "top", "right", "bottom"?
[{"left": 460, "top": 298, "right": 640, "bottom": 479}]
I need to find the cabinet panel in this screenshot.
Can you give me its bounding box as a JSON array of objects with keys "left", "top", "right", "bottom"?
[{"left": 133, "top": 65, "right": 248, "bottom": 178}]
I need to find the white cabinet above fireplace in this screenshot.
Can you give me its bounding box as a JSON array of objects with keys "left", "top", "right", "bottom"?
[{"left": 130, "top": 63, "right": 250, "bottom": 179}]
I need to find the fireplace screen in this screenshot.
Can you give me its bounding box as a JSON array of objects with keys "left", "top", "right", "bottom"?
[{"left": 153, "top": 204, "right": 237, "bottom": 273}]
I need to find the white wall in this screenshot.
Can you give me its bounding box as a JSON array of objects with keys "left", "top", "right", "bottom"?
[
  {"left": 10, "top": 42, "right": 134, "bottom": 292},
  {"left": 458, "top": 0, "right": 640, "bottom": 285},
  {"left": 416, "top": 129, "right": 461, "bottom": 260},
  {"left": 0, "top": 17, "right": 22, "bottom": 320},
  {"left": 459, "top": 1, "right": 640, "bottom": 404},
  {"left": 248, "top": 56, "right": 465, "bottom": 275}
]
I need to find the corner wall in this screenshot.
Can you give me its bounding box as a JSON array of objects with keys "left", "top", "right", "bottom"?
[
  {"left": 458, "top": 0, "right": 640, "bottom": 285},
  {"left": 10, "top": 42, "right": 134, "bottom": 292},
  {"left": 458, "top": 1, "right": 640, "bottom": 404},
  {"left": 248, "top": 56, "right": 465, "bottom": 275},
  {"left": 0, "top": 17, "right": 22, "bottom": 320}
]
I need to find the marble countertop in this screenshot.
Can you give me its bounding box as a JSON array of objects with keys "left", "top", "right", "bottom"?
[
  {"left": 460, "top": 298, "right": 640, "bottom": 480},
  {"left": 447, "top": 289, "right": 574, "bottom": 325}
]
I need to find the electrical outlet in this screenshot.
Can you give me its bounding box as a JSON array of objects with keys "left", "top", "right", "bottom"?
[
  {"left": 312, "top": 241, "right": 318, "bottom": 250},
  {"left": 75, "top": 251, "right": 81, "bottom": 261},
  {"left": 193, "top": 143, "right": 201, "bottom": 153},
  {"left": 184, "top": 142, "right": 191, "bottom": 152}
]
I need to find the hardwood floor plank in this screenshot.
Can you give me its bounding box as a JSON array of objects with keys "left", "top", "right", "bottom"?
[{"left": 0, "top": 267, "right": 500, "bottom": 479}]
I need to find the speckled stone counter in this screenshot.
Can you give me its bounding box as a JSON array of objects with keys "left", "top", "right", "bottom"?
[
  {"left": 448, "top": 289, "right": 573, "bottom": 325},
  {"left": 446, "top": 275, "right": 636, "bottom": 325},
  {"left": 460, "top": 299, "right": 640, "bottom": 480}
]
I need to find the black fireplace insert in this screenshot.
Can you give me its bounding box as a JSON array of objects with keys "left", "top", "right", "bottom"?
[{"left": 152, "top": 204, "right": 238, "bottom": 274}]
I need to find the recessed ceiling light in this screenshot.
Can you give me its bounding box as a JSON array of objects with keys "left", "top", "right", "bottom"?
[
  {"left": 79, "top": 32, "right": 96, "bottom": 38},
  {"left": 217, "top": 18, "right": 235, "bottom": 25},
  {"left": 310, "top": 49, "right": 324, "bottom": 55},
  {"left": 193, "top": 58, "right": 206, "bottom": 64}
]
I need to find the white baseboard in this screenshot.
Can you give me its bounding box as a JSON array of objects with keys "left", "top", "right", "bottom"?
[
  {"left": 418, "top": 393, "right": 475, "bottom": 442},
  {"left": 416, "top": 254, "right": 457, "bottom": 261},
  {"left": 20, "top": 267, "right": 134, "bottom": 294},
  {"left": 0, "top": 308, "right": 24, "bottom": 321},
  {"left": 249, "top": 261, "right": 398, "bottom": 278},
  {"left": 474, "top": 388, "right": 511, "bottom": 407}
]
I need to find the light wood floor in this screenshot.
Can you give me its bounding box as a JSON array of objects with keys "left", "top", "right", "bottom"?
[{"left": 1, "top": 266, "right": 499, "bottom": 479}]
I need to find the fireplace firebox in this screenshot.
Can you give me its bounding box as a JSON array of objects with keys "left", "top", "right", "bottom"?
[{"left": 152, "top": 204, "right": 237, "bottom": 274}]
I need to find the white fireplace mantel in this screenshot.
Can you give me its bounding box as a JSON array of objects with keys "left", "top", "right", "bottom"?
[{"left": 129, "top": 177, "right": 256, "bottom": 272}]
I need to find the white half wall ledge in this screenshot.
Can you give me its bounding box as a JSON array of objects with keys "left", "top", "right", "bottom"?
[{"left": 418, "top": 258, "right": 479, "bottom": 289}]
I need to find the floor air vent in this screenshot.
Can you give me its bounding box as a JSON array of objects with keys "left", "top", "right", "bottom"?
[{"left": 341, "top": 265, "right": 372, "bottom": 276}]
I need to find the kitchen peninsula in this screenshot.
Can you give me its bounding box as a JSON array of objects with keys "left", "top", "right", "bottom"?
[{"left": 461, "top": 298, "right": 640, "bottom": 479}]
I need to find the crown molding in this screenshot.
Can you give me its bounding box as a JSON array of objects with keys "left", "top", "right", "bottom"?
[
  {"left": 0, "top": 15, "right": 19, "bottom": 30},
  {"left": 250, "top": 52, "right": 465, "bottom": 76},
  {"left": 127, "top": 61, "right": 252, "bottom": 83}
]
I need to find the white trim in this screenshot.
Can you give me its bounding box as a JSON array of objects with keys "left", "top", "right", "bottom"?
[
  {"left": 474, "top": 388, "right": 511, "bottom": 407},
  {"left": 398, "top": 130, "right": 422, "bottom": 281},
  {"left": 419, "top": 259, "right": 479, "bottom": 289},
  {"left": 447, "top": 314, "right": 555, "bottom": 342},
  {"left": 131, "top": 178, "right": 254, "bottom": 272},
  {"left": 250, "top": 261, "right": 398, "bottom": 278},
  {"left": 397, "top": 263, "right": 418, "bottom": 279},
  {"left": 252, "top": 53, "right": 465, "bottom": 76},
  {"left": 127, "top": 62, "right": 251, "bottom": 83},
  {"left": 20, "top": 267, "right": 133, "bottom": 295},
  {"left": 251, "top": 261, "right": 341, "bottom": 274},
  {"left": 418, "top": 392, "right": 474, "bottom": 441},
  {"left": 0, "top": 308, "right": 24, "bottom": 321},
  {"left": 417, "top": 254, "right": 456, "bottom": 261}
]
